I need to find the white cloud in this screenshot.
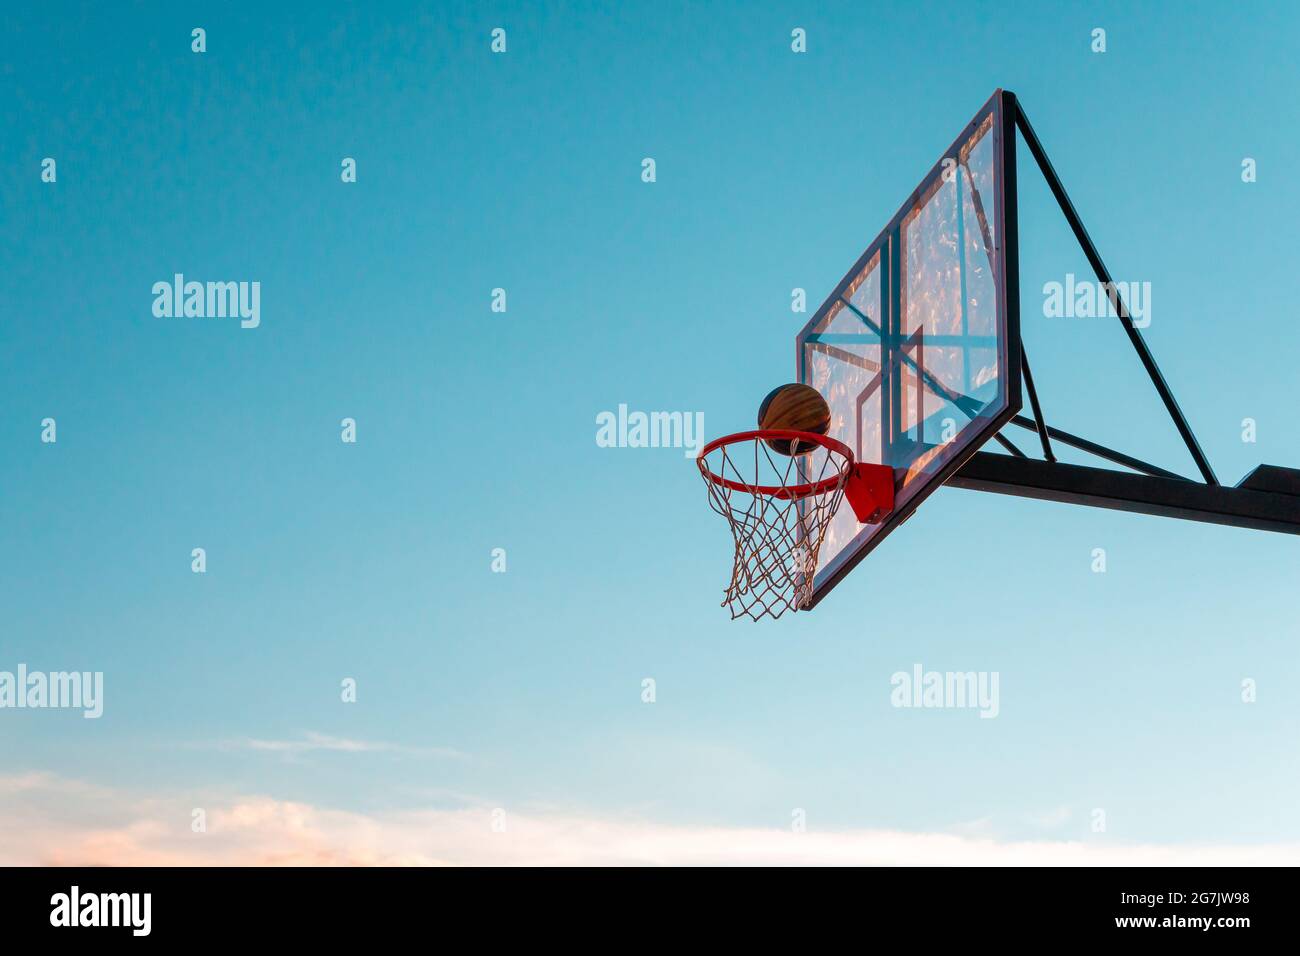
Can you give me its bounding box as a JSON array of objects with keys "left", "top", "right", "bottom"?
[
  {"left": 2, "top": 772, "right": 1298, "bottom": 867},
  {"left": 216, "top": 731, "right": 464, "bottom": 759},
  {"left": 1026, "top": 805, "right": 1073, "bottom": 829}
]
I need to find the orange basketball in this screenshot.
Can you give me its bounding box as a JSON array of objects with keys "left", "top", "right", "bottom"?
[{"left": 757, "top": 383, "right": 831, "bottom": 455}]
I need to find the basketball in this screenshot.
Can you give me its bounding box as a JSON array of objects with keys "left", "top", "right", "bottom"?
[{"left": 757, "top": 383, "right": 831, "bottom": 455}]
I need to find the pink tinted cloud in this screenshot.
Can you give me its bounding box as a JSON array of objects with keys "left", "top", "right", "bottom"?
[{"left": 2, "top": 773, "right": 1297, "bottom": 867}]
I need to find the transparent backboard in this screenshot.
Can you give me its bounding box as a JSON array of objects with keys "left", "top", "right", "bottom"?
[{"left": 796, "top": 90, "right": 1021, "bottom": 606}]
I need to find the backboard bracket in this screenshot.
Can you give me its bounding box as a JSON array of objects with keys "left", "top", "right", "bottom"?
[
  {"left": 1009, "top": 94, "right": 1219, "bottom": 485},
  {"left": 943, "top": 94, "right": 1300, "bottom": 534},
  {"left": 944, "top": 94, "right": 1300, "bottom": 539},
  {"left": 949, "top": 454, "right": 1300, "bottom": 536}
]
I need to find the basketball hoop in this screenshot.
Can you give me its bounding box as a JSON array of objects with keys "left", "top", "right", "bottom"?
[{"left": 696, "top": 429, "right": 894, "bottom": 620}]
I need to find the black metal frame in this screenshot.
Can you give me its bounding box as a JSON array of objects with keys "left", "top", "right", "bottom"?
[{"left": 947, "top": 92, "right": 1300, "bottom": 535}]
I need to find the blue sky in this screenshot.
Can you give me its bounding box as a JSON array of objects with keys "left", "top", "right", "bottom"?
[{"left": 2, "top": 1, "right": 1298, "bottom": 863}]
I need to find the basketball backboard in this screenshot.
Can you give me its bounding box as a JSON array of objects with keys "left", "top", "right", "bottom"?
[
  {"left": 700, "top": 88, "right": 1300, "bottom": 618},
  {"left": 796, "top": 90, "right": 1022, "bottom": 606}
]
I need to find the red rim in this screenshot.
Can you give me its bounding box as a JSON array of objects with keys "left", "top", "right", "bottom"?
[{"left": 696, "top": 429, "right": 856, "bottom": 500}]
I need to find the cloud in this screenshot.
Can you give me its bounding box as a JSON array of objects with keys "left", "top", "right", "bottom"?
[
  {"left": 0, "top": 771, "right": 65, "bottom": 795},
  {"left": 1026, "top": 805, "right": 1073, "bottom": 829},
  {"left": 0, "top": 770, "right": 110, "bottom": 798},
  {"left": 215, "top": 732, "right": 465, "bottom": 759},
  {"left": 2, "top": 772, "right": 1298, "bottom": 866}
]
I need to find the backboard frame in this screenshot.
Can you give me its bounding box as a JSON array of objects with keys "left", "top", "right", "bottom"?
[{"left": 795, "top": 89, "right": 1022, "bottom": 608}]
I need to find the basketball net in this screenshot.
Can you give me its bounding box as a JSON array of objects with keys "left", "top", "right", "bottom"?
[{"left": 696, "top": 431, "right": 853, "bottom": 620}]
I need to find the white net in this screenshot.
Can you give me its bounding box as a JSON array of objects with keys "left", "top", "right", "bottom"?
[{"left": 697, "top": 435, "right": 852, "bottom": 620}]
